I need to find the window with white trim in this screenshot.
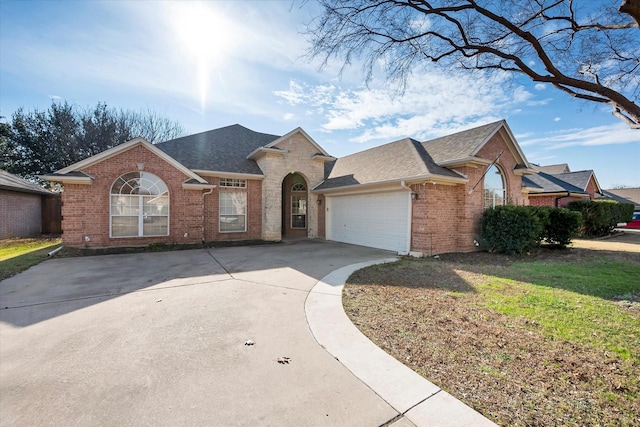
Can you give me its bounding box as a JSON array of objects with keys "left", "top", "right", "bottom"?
[
  {"left": 220, "top": 192, "right": 247, "bottom": 232},
  {"left": 110, "top": 172, "right": 169, "bottom": 237},
  {"left": 219, "top": 178, "right": 246, "bottom": 188},
  {"left": 484, "top": 165, "right": 506, "bottom": 208},
  {"left": 291, "top": 183, "right": 307, "bottom": 229}
]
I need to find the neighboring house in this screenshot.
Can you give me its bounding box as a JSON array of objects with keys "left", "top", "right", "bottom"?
[
  {"left": 43, "top": 120, "right": 536, "bottom": 255},
  {"left": 0, "top": 170, "right": 61, "bottom": 239},
  {"left": 600, "top": 188, "right": 640, "bottom": 209},
  {"left": 524, "top": 165, "right": 603, "bottom": 208}
]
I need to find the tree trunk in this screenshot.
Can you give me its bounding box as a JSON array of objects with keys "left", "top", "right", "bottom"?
[{"left": 620, "top": 0, "right": 640, "bottom": 26}]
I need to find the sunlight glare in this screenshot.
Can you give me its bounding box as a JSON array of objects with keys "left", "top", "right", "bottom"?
[{"left": 170, "top": 2, "right": 238, "bottom": 112}]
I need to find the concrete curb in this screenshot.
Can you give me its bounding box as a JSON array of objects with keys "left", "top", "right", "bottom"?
[{"left": 305, "top": 258, "right": 498, "bottom": 427}]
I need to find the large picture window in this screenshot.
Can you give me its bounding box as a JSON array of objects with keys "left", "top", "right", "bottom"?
[
  {"left": 220, "top": 192, "right": 246, "bottom": 232},
  {"left": 484, "top": 165, "right": 506, "bottom": 208},
  {"left": 110, "top": 172, "right": 169, "bottom": 237}
]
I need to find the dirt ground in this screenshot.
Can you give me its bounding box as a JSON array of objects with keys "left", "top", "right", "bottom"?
[{"left": 343, "top": 232, "right": 640, "bottom": 426}]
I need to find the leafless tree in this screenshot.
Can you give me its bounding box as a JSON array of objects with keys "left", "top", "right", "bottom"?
[{"left": 307, "top": 0, "right": 640, "bottom": 128}]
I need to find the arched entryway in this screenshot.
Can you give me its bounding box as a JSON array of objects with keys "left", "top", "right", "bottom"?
[{"left": 281, "top": 172, "right": 308, "bottom": 237}]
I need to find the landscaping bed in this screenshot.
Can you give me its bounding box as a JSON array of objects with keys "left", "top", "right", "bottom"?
[{"left": 343, "top": 246, "right": 640, "bottom": 426}]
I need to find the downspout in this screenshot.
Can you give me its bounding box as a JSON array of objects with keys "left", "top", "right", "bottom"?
[
  {"left": 202, "top": 187, "right": 214, "bottom": 243},
  {"left": 401, "top": 180, "right": 412, "bottom": 255},
  {"left": 555, "top": 192, "right": 571, "bottom": 208}
]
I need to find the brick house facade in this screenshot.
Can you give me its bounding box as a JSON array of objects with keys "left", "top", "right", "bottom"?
[{"left": 45, "top": 120, "right": 538, "bottom": 254}]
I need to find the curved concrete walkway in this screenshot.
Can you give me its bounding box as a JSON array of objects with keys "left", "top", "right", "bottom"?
[{"left": 306, "top": 259, "right": 497, "bottom": 427}]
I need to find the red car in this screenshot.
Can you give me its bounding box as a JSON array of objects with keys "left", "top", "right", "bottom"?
[{"left": 619, "top": 210, "right": 640, "bottom": 229}]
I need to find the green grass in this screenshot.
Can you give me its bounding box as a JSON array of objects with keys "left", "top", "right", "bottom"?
[
  {"left": 0, "top": 237, "right": 62, "bottom": 281},
  {"left": 465, "top": 259, "right": 640, "bottom": 362}
]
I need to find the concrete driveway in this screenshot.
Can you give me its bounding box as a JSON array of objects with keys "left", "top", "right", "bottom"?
[{"left": 1, "top": 240, "right": 399, "bottom": 426}]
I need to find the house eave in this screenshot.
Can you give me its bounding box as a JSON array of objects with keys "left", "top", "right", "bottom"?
[
  {"left": 313, "top": 174, "right": 467, "bottom": 195},
  {"left": 191, "top": 170, "right": 265, "bottom": 180},
  {"left": 182, "top": 182, "right": 217, "bottom": 190},
  {"left": 246, "top": 147, "right": 285, "bottom": 160},
  {"left": 528, "top": 191, "right": 588, "bottom": 197},
  {"left": 438, "top": 157, "right": 492, "bottom": 168},
  {"left": 41, "top": 174, "right": 94, "bottom": 185},
  {"left": 513, "top": 168, "right": 538, "bottom": 176}
]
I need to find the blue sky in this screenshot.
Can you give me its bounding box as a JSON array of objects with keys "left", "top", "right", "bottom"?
[{"left": 1, "top": 0, "right": 638, "bottom": 188}]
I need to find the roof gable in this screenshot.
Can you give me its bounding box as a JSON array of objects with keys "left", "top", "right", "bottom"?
[
  {"left": 532, "top": 163, "right": 570, "bottom": 174},
  {"left": 54, "top": 138, "right": 207, "bottom": 184},
  {"left": 157, "top": 124, "right": 280, "bottom": 175},
  {"left": 554, "top": 170, "right": 601, "bottom": 193},
  {"left": 316, "top": 137, "right": 463, "bottom": 191},
  {"left": 523, "top": 171, "right": 587, "bottom": 194},
  {"left": 421, "top": 120, "right": 532, "bottom": 169},
  {"left": 266, "top": 127, "right": 332, "bottom": 157}
]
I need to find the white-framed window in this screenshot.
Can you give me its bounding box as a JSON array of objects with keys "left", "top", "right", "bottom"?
[
  {"left": 291, "top": 182, "right": 306, "bottom": 229},
  {"left": 219, "top": 178, "right": 246, "bottom": 188},
  {"left": 110, "top": 172, "right": 169, "bottom": 237},
  {"left": 484, "top": 165, "right": 506, "bottom": 208},
  {"left": 220, "top": 192, "right": 246, "bottom": 232}
]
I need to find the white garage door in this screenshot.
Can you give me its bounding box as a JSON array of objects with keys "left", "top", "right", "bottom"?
[{"left": 327, "top": 191, "right": 411, "bottom": 253}]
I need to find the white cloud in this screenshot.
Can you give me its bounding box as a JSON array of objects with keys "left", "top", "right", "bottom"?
[
  {"left": 534, "top": 83, "right": 546, "bottom": 91},
  {"left": 274, "top": 70, "right": 535, "bottom": 143},
  {"left": 554, "top": 117, "right": 561, "bottom": 122},
  {"left": 519, "top": 123, "right": 640, "bottom": 150}
]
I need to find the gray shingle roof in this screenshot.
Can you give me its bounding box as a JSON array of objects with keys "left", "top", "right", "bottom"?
[
  {"left": 523, "top": 172, "right": 587, "bottom": 194},
  {"left": 421, "top": 121, "right": 503, "bottom": 164},
  {"left": 552, "top": 171, "right": 595, "bottom": 192},
  {"left": 316, "top": 138, "right": 461, "bottom": 190},
  {"left": 0, "top": 170, "right": 53, "bottom": 195},
  {"left": 602, "top": 188, "right": 640, "bottom": 207},
  {"left": 156, "top": 124, "right": 280, "bottom": 174},
  {"left": 531, "top": 163, "right": 570, "bottom": 174}
]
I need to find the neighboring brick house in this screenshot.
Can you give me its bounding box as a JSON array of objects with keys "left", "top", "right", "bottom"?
[
  {"left": 0, "top": 169, "right": 60, "bottom": 239},
  {"left": 44, "top": 120, "right": 537, "bottom": 254},
  {"left": 524, "top": 164, "right": 603, "bottom": 208}
]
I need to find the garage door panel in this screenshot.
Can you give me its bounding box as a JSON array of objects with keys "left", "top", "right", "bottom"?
[{"left": 327, "top": 191, "right": 409, "bottom": 253}]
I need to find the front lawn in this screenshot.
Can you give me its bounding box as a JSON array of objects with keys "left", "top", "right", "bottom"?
[
  {"left": 344, "top": 249, "right": 640, "bottom": 426},
  {"left": 0, "top": 237, "right": 62, "bottom": 281}
]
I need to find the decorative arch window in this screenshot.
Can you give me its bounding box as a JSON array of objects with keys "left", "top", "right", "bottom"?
[
  {"left": 484, "top": 165, "right": 506, "bottom": 208},
  {"left": 110, "top": 172, "right": 169, "bottom": 237},
  {"left": 291, "top": 183, "right": 306, "bottom": 192}
]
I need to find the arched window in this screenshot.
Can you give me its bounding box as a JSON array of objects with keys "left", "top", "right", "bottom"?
[
  {"left": 110, "top": 172, "right": 169, "bottom": 237},
  {"left": 484, "top": 165, "right": 506, "bottom": 208},
  {"left": 291, "top": 183, "right": 306, "bottom": 192}
]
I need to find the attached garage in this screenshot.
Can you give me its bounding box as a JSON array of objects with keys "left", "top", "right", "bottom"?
[{"left": 326, "top": 190, "right": 411, "bottom": 253}]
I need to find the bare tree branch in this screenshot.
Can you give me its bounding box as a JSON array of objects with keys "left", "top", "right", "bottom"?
[{"left": 307, "top": 0, "right": 640, "bottom": 129}]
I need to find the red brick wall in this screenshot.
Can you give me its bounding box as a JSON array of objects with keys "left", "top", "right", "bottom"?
[
  {"left": 203, "top": 177, "right": 263, "bottom": 242},
  {"left": 0, "top": 190, "right": 42, "bottom": 239},
  {"left": 409, "top": 132, "right": 529, "bottom": 255},
  {"left": 61, "top": 145, "right": 203, "bottom": 248},
  {"left": 528, "top": 194, "right": 588, "bottom": 207}
]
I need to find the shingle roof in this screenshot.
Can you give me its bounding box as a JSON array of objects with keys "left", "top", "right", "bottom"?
[
  {"left": 316, "top": 138, "right": 461, "bottom": 190},
  {"left": 603, "top": 188, "right": 640, "bottom": 206},
  {"left": 532, "top": 163, "right": 570, "bottom": 174},
  {"left": 600, "top": 190, "right": 638, "bottom": 207},
  {"left": 523, "top": 172, "right": 587, "bottom": 194},
  {"left": 421, "top": 121, "right": 503, "bottom": 164},
  {"left": 0, "top": 170, "right": 53, "bottom": 195},
  {"left": 156, "top": 124, "right": 280, "bottom": 174},
  {"left": 552, "top": 170, "right": 595, "bottom": 192}
]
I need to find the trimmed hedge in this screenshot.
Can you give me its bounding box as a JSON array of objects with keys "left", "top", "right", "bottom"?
[
  {"left": 567, "top": 200, "right": 634, "bottom": 237},
  {"left": 481, "top": 205, "right": 582, "bottom": 254},
  {"left": 481, "top": 205, "right": 542, "bottom": 255}
]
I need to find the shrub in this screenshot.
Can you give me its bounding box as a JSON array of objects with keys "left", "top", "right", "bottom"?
[
  {"left": 567, "top": 200, "right": 635, "bottom": 237},
  {"left": 481, "top": 205, "right": 542, "bottom": 255},
  {"left": 544, "top": 208, "right": 582, "bottom": 247}
]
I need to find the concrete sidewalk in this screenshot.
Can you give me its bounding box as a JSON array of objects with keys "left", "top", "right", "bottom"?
[{"left": 306, "top": 259, "right": 497, "bottom": 427}]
